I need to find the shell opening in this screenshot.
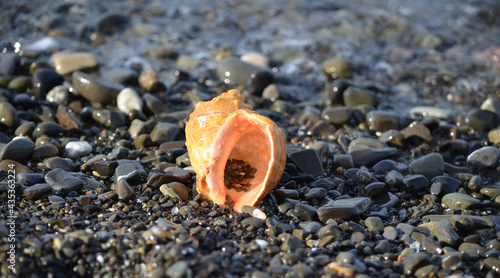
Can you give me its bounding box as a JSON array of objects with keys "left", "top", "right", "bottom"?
[
  {"left": 206, "top": 111, "right": 273, "bottom": 209},
  {"left": 223, "top": 126, "right": 271, "bottom": 205}
]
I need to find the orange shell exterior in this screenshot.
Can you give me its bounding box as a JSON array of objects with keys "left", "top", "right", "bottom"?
[{"left": 185, "top": 89, "right": 287, "bottom": 212}]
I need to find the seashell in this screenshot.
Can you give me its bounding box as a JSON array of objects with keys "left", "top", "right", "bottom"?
[{"left": 185, "top": 89, "right": 286, "bottom": 212}]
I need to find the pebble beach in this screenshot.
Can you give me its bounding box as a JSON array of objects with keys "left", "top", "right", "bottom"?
[{"left": 1, "top": 0, "right": 500, "bottom": 277}]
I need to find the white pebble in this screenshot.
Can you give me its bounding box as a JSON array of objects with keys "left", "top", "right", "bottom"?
[
  {"left": 65, "top": 141, "right": 92, "bottom": 159},
  {"left": 117, "top": 87, "right": 143, "bottom": 114},
  {"left": 240, "top": 52, "right": 269, "bottom": 68},
  {"left": 255, "top": 239, "right": 268, "bottom": 250}
]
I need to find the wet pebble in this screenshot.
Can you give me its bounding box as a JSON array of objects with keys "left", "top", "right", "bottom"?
[
  {"left": 0, "top": 102, "right": 18, "bottom": 128},
  {"left": 343, "top": 86, "right": 378, "bottom": 107},
  {"left": 160, "top": 182, "right": 189, "bottom": 200},
  {"left": 95, "top": 12, "right": 129, "bottom": 35},
  {"left": 57, "top": 105, "right": 83, "bottom": 130},
  {"left": 65, "top": 141, "right": 92, "bottom": 159},
  {"left": 288, "top": 149, "right": 324, "bottom": 177},
  {"left": 403, "top": 252, "right": 430, "bottom": 276},
  {"left": 430, "top": 219, "right": 460, "bottom": 246},
  {"left": 32, "top": 122, "right": 68, "bottom": 138},
  {"left": 442, "top": 193, "right": 480, "bottom": 210},
  {"left": 45, "top": 168, "right": 84, "bottom": 194},
  {"left": 294, "top": 203, "right": 317, "bottom": 221},
  {"left": 43, "top": 157, "right": 74, "bottom": 171},
  {"left": 217, "top": 57, "right": 266, "bottom": 86},
  {"left": 467, "top": 146, "right": 500, "bottom": 169},
  {"left": 107, "top": 146, "right": 130, "bottom": 160},
  {"left": 92, "top": 109, "right": 126, "bottom": 128},
  {"left": 150, "top": 122, "right": 180, "bottom": 144},
  {"left": 408, "top": 153, "right": 444, "bottom": 180},
  {"left": 17, "top": 173, "right": 44, "bottom": 186},
  {"left": 15, "top": 121, "right": 36, "bottom": 136},
  {"left": 114, "top": 163, "right": 142, "bottom": 185},
  {"left": 32, "top": 143, "right": 59, "bottom": 161},
  {"left": 117, "top": 87, "right": 143, "bottom": 114},
  {"left": 24, "top": 183, "right": 52, "bottom": 200},
  {"left": 317, "top": 197, "right": 373, "bottom": 222},
  {"left": 93, "top": 160, "right": 118, "bottom": 177},
  {"left": 52, "top": 52, "right": 98, "bottom": 75},
  {"left": 465, "top": 108, "right": 498, "bottom": 132},
  {"left": 72, "top": 71, "right": 124, "bottom": 105},
  {"left": 365, "top": 216, "right": 384, "bottom": 232},
  {"left": 32, "top": 68, "right": 64, "bottom": 97},
  {"left": 403, "top": 175, "right": 429, "bottom": 193},
  {"left": 366, "top": 111, "right": 404, "bottom": 132},
  {"left": 0, "top": 137, "right": 35, "bottom": 162},
  {"left": 114, "top": 179, "right": 135, "bottom": 201}
]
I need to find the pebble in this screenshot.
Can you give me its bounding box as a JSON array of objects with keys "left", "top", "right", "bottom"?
[
  {"left": 32, "top": 68, "right": 64, "bottom": 97},
  {"left": 150, "top": 122, "right": 180, "bottom": 144},
  {"left": 24, "top": 183, "right": 52, "bottom": 200},
  {"left": 321, "top": 106, "right": 351, "bottom": 125},
  {"left": 17, "top": 173, "right": 44, "bottom": 186},
  {"left": 343, "top": 86, "right": 378, "bottom": 107},
  {"left": 288, "top": 149, "right": 324, "bottom": 177},
  {"left": 143, "top": 93, "right": 170, "bottom": 115},
  {"left": 366, "top": 111, "right": 404, "bottom": 132},
  {"left": 65, "top": 141, "right": 92, "bottom": 159},
  {"left": 0, "top": 53, "right": 20, "bottom": 75},
  {"left": 383, "top": 228, "right": 398, "bottom": 240},
  {"left": 365, "top": 216, "right": 384, "bottom": 232},
  {"left": 93, "top": 161, "right": 118, "bottom": 177},
  {"left": 465, "top": 108, "right": 498, "bottom": 132},
  {"left": 0, "top": 101, "right": 18, "bottom": 128},
  {"left": 409, "top": 106, "right": 455, "bottom": 121},
  {"left": 217, "top": 57, "right": 266, "bottom": 86},
  {"left": 430, "top": 219, "right": 460, "bottom": 246},
  {"left": 95, "top": 12, "right": 129, "bottom": 35},
  {"left": 0, "top": 137, "right": 35, "bottom": 162},
  {"left": 403, "top": 252, "right": 430, "bottom": 276},
  {"left": 114, "top": 163, "right": 142, "bottom": 185},
  {"left": 117, "top": 87, "right": 143, "bottom": 114},
  {"left": 403, "top": 175, "right": 429, "bottom": 193},
  {"left": 317, "top": 197, "right": 373, "bottom": 222},
  {"left": 32, "top": 143, "right": 59, "bottom": 161},
  {"left": 15, "top": 121, "right": 36, "bottom": 136},
  {"left": 114, "top": 179, "right": 135, "bottom": 201},
  {"left": 32, "top": 122, "right": 68, "bottom": 138},
  {"left": 166, "top": 260, "right": 189, "bottom": 278},
  {"left": 138, "top": 69, "right": 166, "bottom": 92},
  {"left": 375, "top": 239, "right": 391, "bottom": 253},
  {"left": 43, "top": 157, "right": 74, "bottom": 171},
  {"left": 44, "top": 168, "right": 84, "bottom": 195},
  {"left": 322, "top": 58, "right": 352, "bottom": 79},
  {"left": 92, "top": 109, "right": 126, "bottom": 128},
  {"left": 403, "top": 121, "right": 432, "bottom": 142},
  {"left": 57, "top": 105, "right": 83, "bottom": 130},
  {"left": 160, "top": 182, "right": 189, "bottom": 200},
  {"left": 467, "top": 146, "right": 500, "bottom": 169},
  {"left": 350, "top": 147, "right": 397, "bottom": 166},
  {"left": 247, "top": 70, "right": 274, "bottom": 96},
  {"left": 488, "top": 127, "right": 500, "bottom": 145},
  {"left": 241, "top": 52, "right": 269, "bottom": 68},
  {"left": 106, "top": 146, "right": 130, "bottom": 160},
  {"left": 408, "top": 153, "right": 444, "bottom": 180},
  {"left": 52, "top": 52, "right": 98, "bottom": 75},
  {"left": 72, "top": 71, "right": 124, "bottom": 105},
  {"left": 294, "top": 203, "right": 317, "bottom": 221},
  {"left": 21, "top": 37, "right": 60, "bottom": 56},
  {"left": 442, "top": 193, "right": 480, "bottom": 210}
]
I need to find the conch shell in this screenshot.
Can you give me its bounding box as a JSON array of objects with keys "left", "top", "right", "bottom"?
[{"left": 185, "top": 89, "right": 286, "bottom": 212}]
